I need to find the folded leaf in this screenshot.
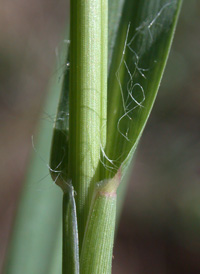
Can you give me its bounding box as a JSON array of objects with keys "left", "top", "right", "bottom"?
[{"left": 105, "top": 0, "right": 182, "bottom": 179}]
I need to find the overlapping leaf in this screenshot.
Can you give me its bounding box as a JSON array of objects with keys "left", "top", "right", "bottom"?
[{"left": 105, "top": 0, "right": 182, "bottom": 179}]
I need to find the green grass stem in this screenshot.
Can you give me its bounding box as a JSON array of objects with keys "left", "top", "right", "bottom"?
[
  {"left": 80, "top": 170, "right": 121, "bottom": 274},
  {"left": 69, "top": 0, "right": 108, "bottom": 248}
]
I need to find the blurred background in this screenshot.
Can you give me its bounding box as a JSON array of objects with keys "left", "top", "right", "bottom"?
[{"left": 0, "top": 1, "right": 199, "bottom": 273}]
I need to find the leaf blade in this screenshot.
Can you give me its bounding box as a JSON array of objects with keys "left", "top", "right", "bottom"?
[{"left": 106, "top": 0, "right": 183, "bottom": 179}]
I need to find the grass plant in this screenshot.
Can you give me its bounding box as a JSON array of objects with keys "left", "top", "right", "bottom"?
[{"left": 4, "top": 1, "right": 182, "bottom": 273}]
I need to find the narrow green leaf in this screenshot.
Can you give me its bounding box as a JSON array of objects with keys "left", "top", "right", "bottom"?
[
  {"left": 106, "top": 0, "right": 182, "bottom": 179},
  {"left": 48, "top": 224, "right": 62, "bottom": 274},
  {"left": 3, "top": 31, "right": 69, "bottom": 274},
  {"left": 4, "top": 73, "right": 63, "bottom": 274}
]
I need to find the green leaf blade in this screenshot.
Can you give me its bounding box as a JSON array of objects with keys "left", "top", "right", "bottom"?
[
  {"left": 106, "top": 0, "right": 183, "bottom": 179},
  {"left": 3, "top": 37, "right": 68, "bottom": 274}
]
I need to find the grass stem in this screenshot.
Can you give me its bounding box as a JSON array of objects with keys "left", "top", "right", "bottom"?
[{"left": 69, "top": 0, "right": 108, "bottom": 248}]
